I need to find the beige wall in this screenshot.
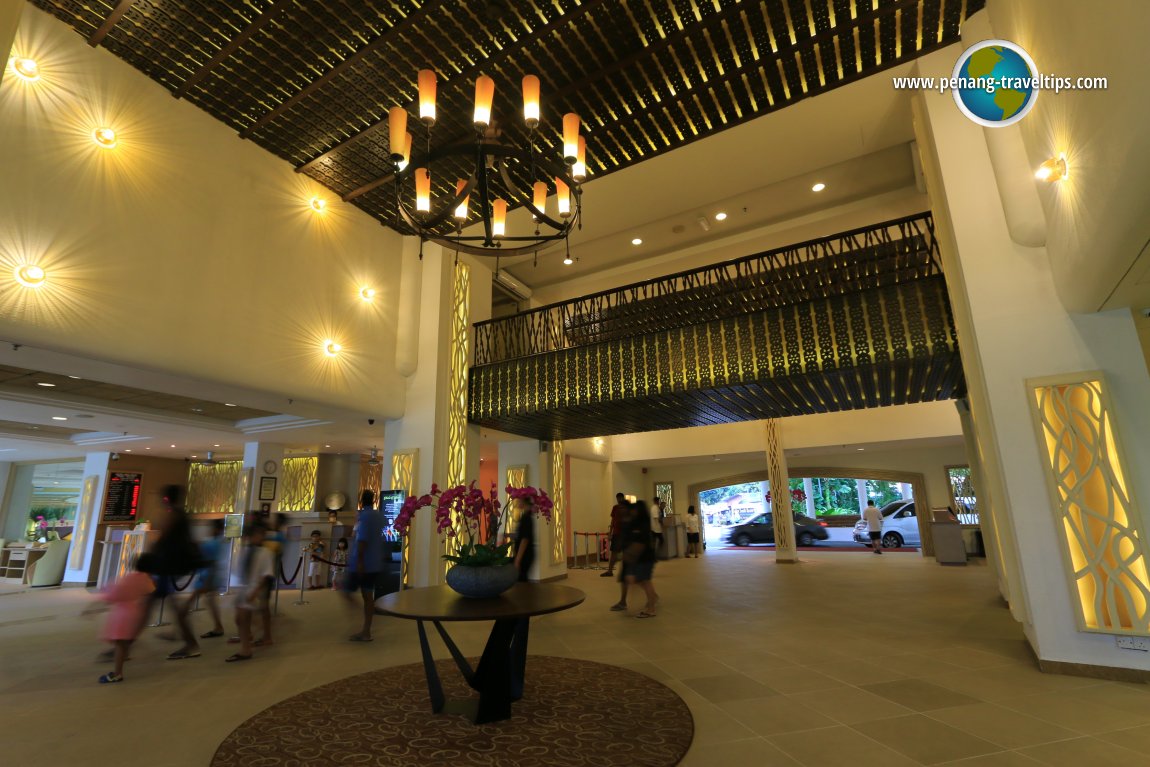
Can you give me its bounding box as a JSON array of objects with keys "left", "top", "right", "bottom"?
[{"left": 1, "top": 9, "right": 407, "bottom": 416}]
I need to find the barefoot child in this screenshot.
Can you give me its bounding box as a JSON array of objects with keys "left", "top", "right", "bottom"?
[{"left": 305, "top": 530, "right": 325, "bottom": 590}]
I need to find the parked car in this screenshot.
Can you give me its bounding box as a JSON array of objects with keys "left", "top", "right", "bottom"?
[
  {"left": 852, "top": 500, "right": 921, "bottom": 548},
  {"left": 725, "top": 512, "right": 830, "bottom": 547}
]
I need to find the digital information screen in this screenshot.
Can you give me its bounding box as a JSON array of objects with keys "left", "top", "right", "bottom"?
[{"left": 103, "top": 472, "right": 143, "bottom": 523}]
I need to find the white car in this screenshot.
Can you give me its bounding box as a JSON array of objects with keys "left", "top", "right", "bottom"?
[{"left": 852, "top": 500, "right": 921, "bottom": 549}]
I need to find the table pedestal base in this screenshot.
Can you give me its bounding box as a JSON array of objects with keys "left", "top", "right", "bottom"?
[{"left": 416, "top": 617, "right": 530, "bottom": 724}]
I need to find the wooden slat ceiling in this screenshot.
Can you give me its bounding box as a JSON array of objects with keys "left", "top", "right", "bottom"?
[{"left": 30, "top": 0, "right": 982, "bottom": 234}]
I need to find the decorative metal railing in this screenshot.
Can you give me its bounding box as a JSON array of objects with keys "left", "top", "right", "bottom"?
[{"left": 474, "top": 212, "right": 939, "bottom": 366}]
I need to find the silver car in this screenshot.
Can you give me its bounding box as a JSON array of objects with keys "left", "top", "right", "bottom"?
[{"left": 853, "top": 500, "right": 921, "bottom": 549}]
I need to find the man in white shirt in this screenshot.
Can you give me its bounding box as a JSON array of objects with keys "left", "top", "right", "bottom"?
[
  {"left": 863, "top": 500, "right": 884, "bottom": 555},
  {"left": 650, "top": 498, "right": 665, "bottom": 558}
]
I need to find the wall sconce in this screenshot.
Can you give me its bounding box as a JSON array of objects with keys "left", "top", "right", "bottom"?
[
  {"left": 9, "top": 57, "right": 41, "bottom": 82},
  {"left": 323, "top": 339, "right": 342, "bottom": 356},
  {"left": 14, "top": 264, "right": 47, "bottom": 287},
  {"left": 359, "top": 286, "right": 376, "bottom": 302},
  {"left": 92, "top": 127, "right": 117, "bottom": 149},
  {"left": 309, "top": 196, "right": 327, "bottom": 212},
  {"left": 1035, "top": 153, "right": 1069, "bottom": 183}
]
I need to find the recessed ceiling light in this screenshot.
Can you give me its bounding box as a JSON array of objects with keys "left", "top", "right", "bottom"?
[
  {"left": 191, "top": 455, "right": 197, "bottom": 458},
  {"left": 170, "top": 444, "right": 176, "bottom": 448},
  {"left": 51, "top": 416, "right": 67, "bottom": 421},
  {"left": 10, "top": 57, "right": 41, "bottom": 82},
  {"left": 68, "top": 375, "right": 82, "bottom": 380},
  {"left": 714, "top": 212, "right": 727, "bottom": 221},
  {"left": 213, "top": 444, "right": 220, "bottom": 447},
  {"left": 124, "top": 449, "right": 132, "bottom": 452},
  {"left": 324, "top": 339, "right": 342, "bottom": 356},
  {"left": 92, "top": 127, "right": 117, "bottom": 149},
  {"left": 14, "top": 264, "right": 47, "bottom": 288},
  {"left": 145, "top": 447, "right": 151, "bottom": 450},
  {"left": 225, "top": 403, "right": 236, "bottom": 407},
  {"left": 857, "top": 447, "right": 865, "bottom": 451},
  {"left": 325, "top": 444, "right": 331, "bottom": 448},
  {"left": 191, "top": 407, "right": 203, "bottom": 413},
  {"left": 37, "top": 382, "right": 56, "bottom": 387},
  {"left": 811, "top": 182, "right": 826, "bottom": 192},
  {"left": 563, "top": 256, "right": 573, "bottom": 265},
  {"left": 360, "top": 286, "right": 376, "bottom": 302},
  {"left": 631, "top": 237, "right": 643, "bottom": 246}
]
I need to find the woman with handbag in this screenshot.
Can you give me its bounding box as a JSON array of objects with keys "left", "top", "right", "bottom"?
[{"left": 609, "top": 500, "right": 660, "bottom": 618}]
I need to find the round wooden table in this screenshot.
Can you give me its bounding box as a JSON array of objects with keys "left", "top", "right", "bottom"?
[{"left": 377, "top": 583, "right": 585, "bottom": 724}]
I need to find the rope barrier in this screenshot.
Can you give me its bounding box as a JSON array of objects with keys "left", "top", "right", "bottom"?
[
  {"left": 170, "top": 573, "right": 196, "bottom": 592},
  {"left": 279, "top": 555, "right": 303, "bottom": 586}
]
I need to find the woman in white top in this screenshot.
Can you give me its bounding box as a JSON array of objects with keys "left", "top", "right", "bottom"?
[
  {"left": 684, "top": 505, "right": 702, "bottom": 558},
  {"left": 227, "top": 522, "right": 274, "bottom": 662}
]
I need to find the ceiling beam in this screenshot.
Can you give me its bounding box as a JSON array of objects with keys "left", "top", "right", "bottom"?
[
  {"left": 238, "top": 0, "right": 447, "bottom": 139},
  {"left": 173, "top": 0, "right": 293, "bottom": 100},
  {"left": 294, "top": 0, "right": 613, "bottom": 175},
  {"left": 87, "top": 0, "right": 136, "bottom": 48}
]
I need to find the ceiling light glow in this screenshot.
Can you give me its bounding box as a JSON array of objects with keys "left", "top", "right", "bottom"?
[
  {"left": 52, "top": 416, "right": 67, "bottom": 421},
  {"left": 15, "top": 264, "right": 47, "bottom": 287},
  {"left": 360, "top": 286, "right": 376, "bottom": 302},
  {"left": 324, "top": 339, "right": 342, "bottom": 356},
  {"left": 309, "top": 196, "right": 327, "bottom": 212},
  {"left": 92, "top": 127, "right": 117, "bottom": 149},
  {"left": 1035, "top": 153, "right": 1069, "bottom": 183},
  {"left": 37, "top": 381, "right": 56, "bottom": 387},
  {"left": 563, "top": 256, "right": 573, "bottom": 265},
  {"left": 10, "top": 57, "right": 41, "bottom": 82},
  {"left": 631, "top": 238, "right": 642, "bottom": 245},
  {"left": 811, "top": 182, "right": 826, "bottom": 192},
  {"left": 714, "top": 212, "right": 727, "bottom": 221}
]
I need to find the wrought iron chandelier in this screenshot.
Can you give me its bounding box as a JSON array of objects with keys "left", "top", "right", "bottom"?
[{"left": 387, "top": 70, "right": 585, "bottom": 261}]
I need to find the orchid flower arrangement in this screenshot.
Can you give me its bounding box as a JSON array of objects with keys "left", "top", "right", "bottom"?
[
  {"left": 394, "top": 482, "right": 554, "bottom": 567},
  {"left": 764, "top": 488, "right": 808, "bottom": 505}
]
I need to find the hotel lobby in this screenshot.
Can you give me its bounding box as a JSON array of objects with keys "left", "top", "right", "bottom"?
[{"left": 3, "top": 1, "right": 1150, "bottom": 765}]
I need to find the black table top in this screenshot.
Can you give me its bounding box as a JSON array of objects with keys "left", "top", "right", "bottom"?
[{"left": 376, "top": 583, "right": 585, "bottom": 622}]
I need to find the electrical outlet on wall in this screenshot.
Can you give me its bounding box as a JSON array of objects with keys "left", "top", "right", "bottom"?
[{"left": 1115, "top": 636, "right": 1150, "bottom": 651}]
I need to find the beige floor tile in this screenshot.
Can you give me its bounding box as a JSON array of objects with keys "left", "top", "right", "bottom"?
[
  {"left": 816, "top": 657, "right": 911, "bottom": 685},
  {"left": 1097, "top": 723, "right": 1150, "bottom": 755},
  {"left": 934, "top": 750, "right": 1044, "bottom": 766},
  {"left": 861, "top": 679, "right": 982, "bottom": 711},
  {"left": 927, "top": 702, "right": 1080, "bottom": 749},
  {"left": 688, "top": 705, "right": 760, "bottom": 746},
  {"left": 788, "top": 685, "right": 916, "bottom": 725},
  {"left": 770, "top": 725, "right": 920, "bottom": 767},
  {"left": 1018, "top": 736, "right": 1148, "bottom": 766},
  {"left": 679, "top": 737, "right": 803, "bottom": 767},
  {"left": 855, "top": 714, "right": 1003, "bottom": 764},
  {"left": 746, "top": 665, "right": 848, "bottom": 694},
  {"left": 996, "top": 692, "right": 1150, "bottom": 734},
  {"left": 653, "top": 654, "right": 738, "bottom": 680},
  {"left": 717, "top": 694, "right": 839, "bottom": 736},
  {"left": 683, "top": 673, "right": 780, "bottom": 703}
]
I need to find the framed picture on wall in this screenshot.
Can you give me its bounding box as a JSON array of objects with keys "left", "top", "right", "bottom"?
[{"left": 258, "top": 476, "right": 277, "bottom": 501}]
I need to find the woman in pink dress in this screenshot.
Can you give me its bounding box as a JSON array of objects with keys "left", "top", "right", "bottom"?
[{"left": 98, "top": 559, "right": 155, "bottom": 684}]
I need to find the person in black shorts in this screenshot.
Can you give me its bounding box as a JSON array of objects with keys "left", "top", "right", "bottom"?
[{"left": 344, "top": 490, "right": 384, "bottom": 641}]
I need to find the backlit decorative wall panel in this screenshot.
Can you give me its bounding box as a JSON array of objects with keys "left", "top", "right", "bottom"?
[
  {"left": 186, "top": 461, "right": 243, "bottom": 514},
  {"left": 551, "top": 443, "right": 566, "bottom": 566},
  {"left": 765, "top": 419, "right": 795, "bottom": 558},
  {"left": 1032, "top": 376, "right": 1150, "bottom": 634},
  {"left": 655, "top": 482, "right": 674, "bottom": 515},
  {"left": 358, "top": 455, "right": 382, "bottom": 499},
  {"left": 391, "top": 450, "right": 418, "bottom": 588},
  {"left": 280, "top": 457, "right": 318, "bottom": 512},
  {"left": 447, "top": 262, "right": 470, "bottom": 488}
]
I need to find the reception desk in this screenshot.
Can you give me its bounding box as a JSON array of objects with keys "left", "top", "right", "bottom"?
[
  {"left": 1, "top": 545, "right": 48, "bottom": 585},
  {"left": 658, "top": 514, "right": 683, "bottom": 559}
]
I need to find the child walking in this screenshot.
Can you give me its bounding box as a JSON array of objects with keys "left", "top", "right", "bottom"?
[
  {"left": 330, "top": 537, "right": 348, "bottom": 590},
  {"left": 226, "top": 522, "right": 274, "bottom": 663},
  {"left": 96, "top": 556, "right": 155, "bottom": 683},
  {"left": 305, "top": 530, "right": 326, "bottom": 590}
]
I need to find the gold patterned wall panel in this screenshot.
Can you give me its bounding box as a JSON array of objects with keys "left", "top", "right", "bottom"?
[
  {"left": 68, "top": 475, "right": 98, "bottom": 572},
  {"left": 1031, "top": 375, "right": 1150, "bottom": 635},
  {"left": 186, "top": 461, "right": 243, "bottom": 514},
  {"left": 551, "top": 442, "right": 566, "bottom": 566},
  {"left": 447, "top": 261, "right": 470, "bottom": 488},
  {"left": 280, "top": 457, "right": 318, "bottom": 512},
  {"left": 654, "top": 482, "right": 674, "bottom": 515},
  {"left": 390, "top": 450, "right": 418, "bottom": 588},
  {"left": 765, "top": 419, "right": 796, "bottom": 559},
  {"left": 359, "top": 456, "right": 383, "bottom": 499}
]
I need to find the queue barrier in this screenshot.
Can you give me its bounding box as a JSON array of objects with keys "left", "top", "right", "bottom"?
[{"left": 572, "top": 532, "right": 608, "bottom": 570}]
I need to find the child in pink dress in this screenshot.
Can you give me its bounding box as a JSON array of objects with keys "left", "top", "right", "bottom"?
[{"left": 98, "top": 561, "right": 155, "bottom": 684}]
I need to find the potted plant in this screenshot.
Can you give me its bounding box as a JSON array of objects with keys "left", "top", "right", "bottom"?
[{"left": 394, "top": 482, "right": 553, "bottom": 598}]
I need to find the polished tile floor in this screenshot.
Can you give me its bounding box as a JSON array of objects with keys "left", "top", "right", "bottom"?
[{"left": 3, "top": 550, "right": 1150, "bottom": 766}]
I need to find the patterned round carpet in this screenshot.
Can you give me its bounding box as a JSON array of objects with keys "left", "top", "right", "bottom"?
[{"left": 212, "top": 655, "right": 694, "bottom": 767}]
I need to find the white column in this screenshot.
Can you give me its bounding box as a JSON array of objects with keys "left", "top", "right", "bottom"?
[
  {"left": 914, "top": 43, "right": 1150, "bottom": 669},
  {"left": 803, "top": 477, "right": 816, "bottom": 518},
  {"left": 856, "top": 479, "right": 868, "bottom": 514},
  {"left": 243, "top": 442, "right": 285, "bottom": 514},
  {"left": 764, "top": 420, "right": 796, "bottom": 563},
  {"left": 64, "top": 452, "right": 112, "bottom": 584}
]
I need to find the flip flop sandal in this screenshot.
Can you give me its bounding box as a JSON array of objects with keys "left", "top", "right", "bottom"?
[
  {"left": 167, "top": 648, "right": 202, "bottom": 660},
  {"left": 635, "top": 611, "right": 657, "bottom": 618},
  {"left": 348, "top": 634, "right": 374, "bottom": 642},
  {"left": 224, "top": 654, "right": 253, "bottom": 663},
  {"left": 199, "top": 630, "right": 224, "bottom": 639},
  {"left": 99, "top": 672, "right": 123, "bottom": 684},
  {"left": 609, "top": 603, "right": 627, "bottom": 611}
]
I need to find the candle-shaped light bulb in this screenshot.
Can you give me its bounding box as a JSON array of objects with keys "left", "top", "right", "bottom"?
[
  {"left": 562, "top": 113, "right": 580, "bottom": 164},
  {"left": 532, "top": 181, "right": 548, "bottom": 221},
  {"left": 492, "top": 198, "right": 507, "bottom": 236},
  {"left": 573, "top": 135, "right": 587, "bottom": 181},
  {"left": 474, "top": 75, "right": 495, "bottom": 129},
  {"left": 418, "top": 69, "right": 437, "bottom": 126},
  {"left": 522, "top": 75, "right": 540, "bottom": 128},
  {"left": 555, "top": 177, "right": 570, "bottom": 218},
  {"left": 388, "top": 107, "right": 408, "bottom": 162},
  {"left": 454, "top": 178, "right": 470, "bottom": 220},
  {"left": 415, "top": 168, "right": 431, "bottom": 213}
]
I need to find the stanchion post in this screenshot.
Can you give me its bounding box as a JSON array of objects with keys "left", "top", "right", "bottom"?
[
  {"left": 147, "top": 581, "right": 171, "bottom": 627},
  {"left": 293, "top": 551, "right": 308, "bottom": 606}
]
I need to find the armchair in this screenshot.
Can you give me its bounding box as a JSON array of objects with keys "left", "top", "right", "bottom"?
[{"left": 27, "top": 540, "right": 70, "bottom": 587}]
